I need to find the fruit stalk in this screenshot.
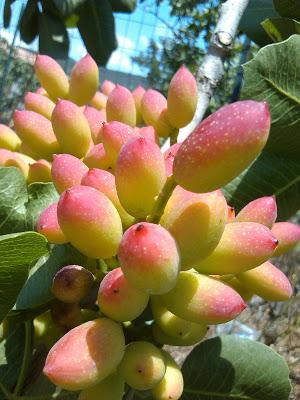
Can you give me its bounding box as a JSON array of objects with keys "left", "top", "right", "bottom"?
[{"left": 147, "top": 175, "right": 177, "bottom": 224}]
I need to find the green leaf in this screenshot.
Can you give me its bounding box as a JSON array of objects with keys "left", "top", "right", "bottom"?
[
  {"left": 38, "top": 10, "right": 70, "bottom": 59},
  {"left": 182, "top": 335, "right": 291, "bottom": 400},
  {"left": 241, "top": 35, "right": 300, "bottom": 158},
  {"left": 16, "top": 244, "right": 86, "bottom": 310},
  {"left": 109, "top": 0, "right": 137, "bottom": 13},
  {"left": 0, "top": 167, "right": 58, "bottom": 235},
  {"left": 19, "top": 0, "right": 39, "bottom": 44},
  {"left": 0, "top": 324, "right": 25, "bottom": 396},
  {"left": 3, "top": 0, "right": 15, "bottom": 29},
  {"left": 262, "top": 17, "right": 300, "bottom": 42},
  {"left": 0, "top": 232, "right": 48, "bottom": 323},
  {"left": 274, "top": 0, "right": 300, "bottom": 20},
  {"left": 0, "top": 167, "right": 27, "bottom": 235},
  {"left": 77, "top": 0, "right": 117, "bottom": 66},
  {"left": 25, "top": 183, "right": 58, "bottom": 231},
  {"left": 239, "top": 0, "right": 279, "bottom": 46},
  {"left": 223, "top": 152, "right": 300, "bottom": 221}
]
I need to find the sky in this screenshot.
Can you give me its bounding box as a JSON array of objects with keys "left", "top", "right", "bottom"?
[{"left": 0, "top": 0, "right": 177, "bottom": 77}]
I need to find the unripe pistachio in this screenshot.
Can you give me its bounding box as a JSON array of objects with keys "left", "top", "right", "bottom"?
[
  {"left": 69, "top": 54, "right": 99, "bottom": 106},
  {"left": 271, "top": 222, "right": 300, "bottom": 256},
  {"left": 34, "top": 55, "right": 69, "bottom": 100},
  {"left": 173, "top": 100, "right": 271, "bottom": 192},
  {"left": 81, "top": 168, "right": 134, "bottom": 228},
  {"left": 119, "top": 341, "right": 166, "bottom": 390},
  {"left": 101, "top": 80, "right": 115, "bottom": 96},
  {"left": 0, "top": 124, "right": 21, "bottom": 151},
  {"left": 152, "top": 323, "right": 207, "bottom": 346},
  {"left": 106, "top": 85, "right": 136, "bottom": 127},
  {"left": 167, "top": 65, "right": 198, "bottom": 128},
  {"left": 220, "top": 276, "right": 253, "bottom": 301},
  {"left": 138, "top": 125, "right": 159, "bottom": 143},
  {"left": 160, "top": 187, "right": 228, "bottom": 269},
  {"left": 4, "top": 152, "right": 29, "bottom": 176},
  {"left": 52, "top": 265, "right": 94, "bottom": 303},
  {"left": 43, "top": 318, "right": 125, "bottom": 391},
  {"left": 34, "top": 311, "right": 65, "bottom": 351},
  {"left": 102, "top": 121, "right": 136, "bottom": 166},
  {"left": 236, "top": 196, "right": 277, "bottom": 228},
  {"left": 98, "top": 267, "right": 149, "bottom": 322},
  {"left": 90, "top": 91, "right": 107, "bottom": 110},
  {"left": 0, "top": 149, "right": 13, "bottom": 165},
  {"left": 151, "top": 351, "right": 183, "bottom": 400},
  {"left": 195, "top": 222, "right": 278, "bottom": 275},
  {"left": 118, "top": 222, "right": 180, "bottom": 295},
  {"left": 79, "top": 372, "right": 124, "bottom": 400},
  {"left": 132, "top": 85, "right": 145, "bottom": 126},
  {"left": 13, "top": 110, "right": 59, "bottom": 160},
  {"left": 51, "top": 154, "right": 88, "bottom": 194},
  {"left": 83, "top": 106, "right": 106, "bottom": 144},
  {"left": 19, "top": 142, "right": 39, "bottom": 159},
  {"left": 115, "top": 136, "right": 166, "bottom": 218},
  {"left": 237, "top": 261, "right": 293, "bottom": 301},
  {"left": 83, "top": 143, "right": 112, "bottom": 170},
  {"left": 51, "top": 100, "right": 91, "bottom": 158},
  {"left": 159, "top": 271, "right": 246, "bottom": 324},
  {"left": 36, "top": 202, "right": 67, "bottom": 244},
  {"left": 27, "top": 159, "right": 52, "bottom": 184},
  {"left": 141, "top": 89, "right": 174, "bottom": 137},
  {"left": 151, "top": 297, "right": 208, "bottom": 343},
  {"left": 57, "top": 185, "right": 122, "bottom": 259},
  {"left": 24, "top": 92, "right": 55, "bottom": 120}
]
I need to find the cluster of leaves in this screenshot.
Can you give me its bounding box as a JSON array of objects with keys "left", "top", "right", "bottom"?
[{"left": 3, "top": 0, "right": 137, "bottom": 64}]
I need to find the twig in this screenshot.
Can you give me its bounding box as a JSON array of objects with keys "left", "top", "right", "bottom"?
[{"left": 180, "top": 0, "right": 250, "bottom": 141}]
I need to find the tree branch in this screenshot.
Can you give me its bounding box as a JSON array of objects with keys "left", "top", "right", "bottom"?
[{"left": 178, "top": 0, "right": 250, "bottom": 142}]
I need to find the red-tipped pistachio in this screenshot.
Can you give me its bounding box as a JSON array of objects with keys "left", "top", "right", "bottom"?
[
  {"left": 68, "top": 54, "right": 99, "bottom": 106},
  {"left": 195, "top": 222, "right": 278, "bottom": 275},
  {"left": 159, "top": 271, "right": 246, "bottom": 325},
  {"left": 160, "top": 187, "right": 228, "bottom": 269},
  {"left": 237, "top": 261, "right": 293, "bottom": 301},
  {"left": 51, "top": 154, "right": 88, "bottom": 194},
  {"left": 118, "top": 222, "right": 180, "bottom": 295},
  {"left": 106, "top": 85, "right": 136, "bottom": 127},
  {"left": 173, "top": 100, "right": 271, "bottom": 192},
  {"left": 271, "top": 222, "right": 300, "bottom": 256},
  {"left": 98, "top": 267, "right": 149, "bottom": 322},
  {"left": 167, "top": 65, "right": 197, "bottom": 129},
  {"left": 236, "top": 196, "right": 277, "bottom": 228},
  {"left": 43, "top": 318, "right": 125, "bottom": 391},
  {"left": 115, "top": 136, "right": 166, "bottom": 218},
  {"left": 51, "top": 100, "right": 91, "bottom": 158},
  {"left": 34, "top": 55, "right": 69, "bottom": 100},
  {"left": 36, "top": 202, "right": 67, "bottom": 244},
  {"left": 57, "top": 185, "right": 122, "bottom": 259},
  {"left": 13, "top": 110, "right": 59, "bottom": 159}
]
